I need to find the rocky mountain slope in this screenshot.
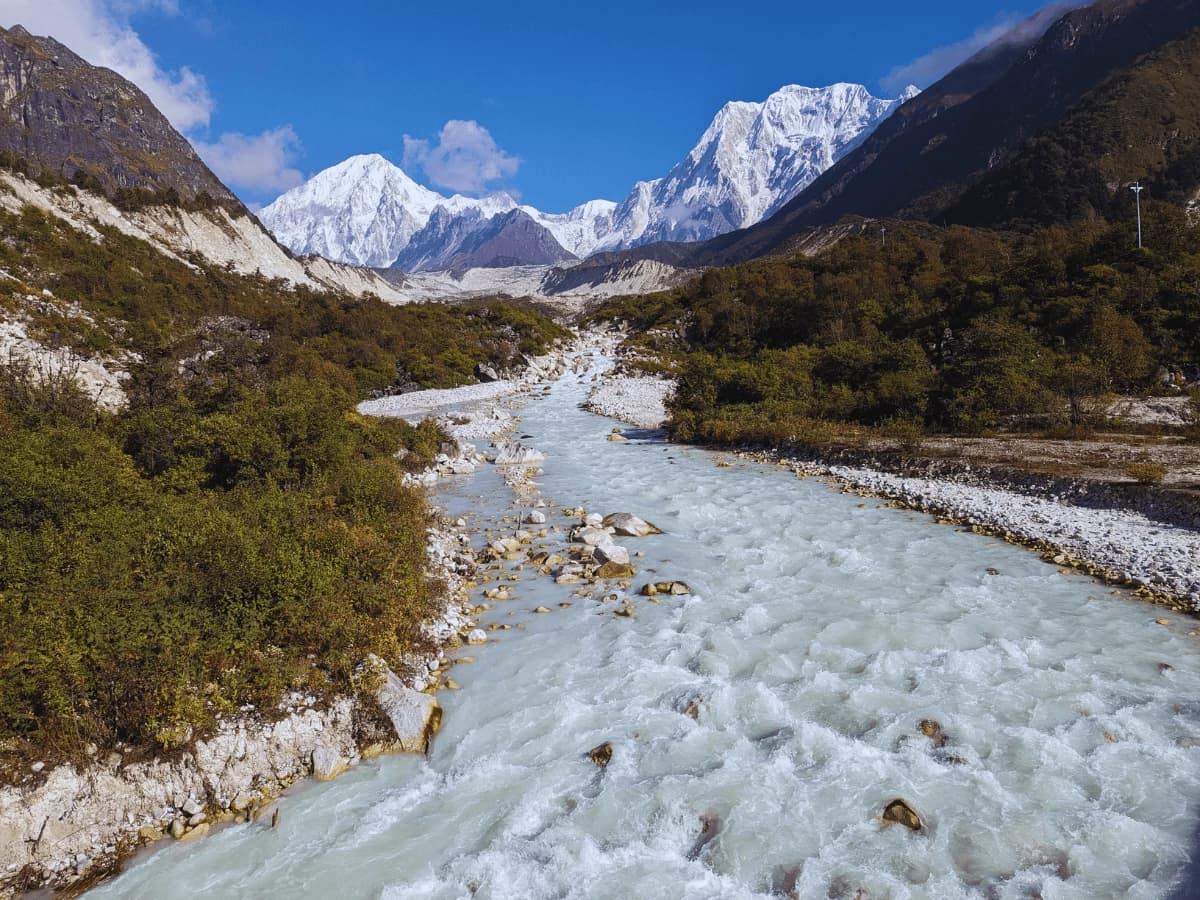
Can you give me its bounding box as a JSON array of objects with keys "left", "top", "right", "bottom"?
[
  {"left": 260, "top": 83, "right": 916, "bottom": 271},
  {"left": 0, "top": 24, "right": 236, "bottom": 204}
]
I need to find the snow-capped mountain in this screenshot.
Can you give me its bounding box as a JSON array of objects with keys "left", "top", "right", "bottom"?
[
  {"left": 259, "top": 82, "right": 918, "bottom": 271},
  {"left": 604, "top": 83, "right": 921, "bottom": 248}
]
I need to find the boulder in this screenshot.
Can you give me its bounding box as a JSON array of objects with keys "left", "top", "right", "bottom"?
[
  {"left": 466, "top": 629, "right": 488, "bottom": 645},
  {"left": 602, "top": 513, "right": 662, "bottom": 537},
  {"left": 524, "top": 510, "right": 547, "bottom": 525},
  {"left": 593, "top": 543, "right": 630, "bottom": 566},
  {"left": 596, "top": 561, "right": 636, "bottom": 579},
  {"left": 587, "top": 741, "right": 614, "bottom": 768},
  {"left": 311, "top": 744, "right": 348, "bottom": 781},
  {"left": 475, "top": 363, "right": 500, "bottom": 382},
  {"left": 881, "top": 798, "right": 924, "bottom": 832},
  {"left": 607, "top": 433, "right": 629, "bottom": 443},
  {"left": 573, "top": 525, "right": 611, "bottom": 547},
  {"left": 494, "top": 442, "right": 546, "bottom": 466},
  {"left": 376, "top": 668, "right": 443, "bottom": 754}
]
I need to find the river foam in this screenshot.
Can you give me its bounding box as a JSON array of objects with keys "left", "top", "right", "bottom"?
[{"left": 95, "top": 348, "right": 1200, "bottom": 899}]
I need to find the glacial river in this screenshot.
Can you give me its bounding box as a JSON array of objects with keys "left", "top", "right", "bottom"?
[{"left": 96, "top": 352, "right": 1200, "bottom": 898}]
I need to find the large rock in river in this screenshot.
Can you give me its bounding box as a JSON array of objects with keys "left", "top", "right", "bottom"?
[{"left": 602, "top": 513, "right": 662, "bottom": 537}]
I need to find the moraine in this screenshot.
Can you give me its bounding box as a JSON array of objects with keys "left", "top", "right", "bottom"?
[{"left": 94, "top": 348, "right": 1200, "bottom": 899}]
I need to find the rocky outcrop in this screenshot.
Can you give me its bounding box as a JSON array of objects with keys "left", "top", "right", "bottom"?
[
  {"left": 0, "top": 660, "right": 443, "bottom": 892},
  {"left": 0, "top": 25, "right": 236, "bottom": 204}
]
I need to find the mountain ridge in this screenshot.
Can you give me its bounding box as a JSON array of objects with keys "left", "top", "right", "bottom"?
[
  {"left": 0, "top": 24, "right": 237, "bottom": 205},
  {"left": 259, "top": 81, "right": 917, "bottom": 271}
]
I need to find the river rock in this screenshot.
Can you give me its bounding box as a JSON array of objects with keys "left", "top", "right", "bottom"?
[
  {"left": 881, "top": 798, "right": 924, "bottom": 831},
  {"left": 573, "top": 525, "right": 610, "bottom": 546},
  {"left": 607, "top": 433, "right": 629, "bottom": 443},
  {"left": 524, "top": 510, "right": 547, "bottom": 525},
  {"left": 587, "top": 741, "right": 614, "bottom": 767},
  {"left": 180, "top": 797, "right": 202, "bottom": 817},
  {"left": 596, "top": 561, "right": 636, "bottom": 579},
  {"left": 169, "top": 818, "right": 186, "bottom": 840},
  {"left": 311, "top": 744, "right": 348, "bottom": 781},
  {"left": 602, "top": 513, "right": 662, "bottom": 537},
  {"left": 594, "top": 543, "right": 631, "bottom": 566},
  {"left": 177, "top": 822, "right": 210, "bottom": 843},
  {"left": 494, "top": 442, "right": 546, "bottom": 466},
  {"left": 376, "top": 668, "right": 443, "bottom": 754}
]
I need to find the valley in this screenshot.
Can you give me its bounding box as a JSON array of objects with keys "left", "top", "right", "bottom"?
[{"left": 1, "top": 0, "right": 1200, "bottom": 896}]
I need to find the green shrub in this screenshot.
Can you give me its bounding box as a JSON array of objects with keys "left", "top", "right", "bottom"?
[{"left": 1125, "top": 462, "right": 1167, "bottom": 484}]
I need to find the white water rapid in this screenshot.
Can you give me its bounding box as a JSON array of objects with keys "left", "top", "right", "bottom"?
[{"left": 94, "top": 350, "right": 1200, "bottom": 899}]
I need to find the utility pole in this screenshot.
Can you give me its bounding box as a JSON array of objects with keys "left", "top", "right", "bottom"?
[{"left": 1130, "top": 181, "right": 1144, "bottom": 249}]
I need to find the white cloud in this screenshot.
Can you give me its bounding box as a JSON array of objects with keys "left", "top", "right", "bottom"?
[
  {"left": 403, "top": 120, "right": 519, "bottom": 194},
  {"left": 881, "top": 2, "right": 1087, "bottom": 94},
  {"left": 193, "top": 126, "right": 304, "bottom": 194},
  {"left": 0, "top": 0, "right": 214, "bottom": 131}
]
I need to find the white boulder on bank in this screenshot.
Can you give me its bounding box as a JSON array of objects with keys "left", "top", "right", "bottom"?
[{"left": 374, "top": 667, "right": 442, "bottom": 756}]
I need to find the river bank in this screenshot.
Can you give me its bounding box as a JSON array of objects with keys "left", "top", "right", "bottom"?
[
  {"left": 0, "top": 346, "right": 578, "bottom": 897},
  {"left": 581, "top": 363, "right": 1200, "bottom": 614}
]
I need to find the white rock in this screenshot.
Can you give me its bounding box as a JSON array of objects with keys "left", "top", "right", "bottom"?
[
  {"left": 603, "top": 512, "right": 662, "bottom": 537},
  {"left": 573, "top": 525, "right": 611, "bottom": 546},
  {"left": 494, "top": 442, "right": 547, "bottom": 466},
  {"left": 594, "top": 542, "right": 631, "bottom": 566},
  {"left": 311, "top": 744, "right": 348, "bottom": 781},
  {"left": 375, "top": 670, "right": 442, "bottom": 755}
]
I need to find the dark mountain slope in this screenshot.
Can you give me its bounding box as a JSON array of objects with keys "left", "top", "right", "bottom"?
[
  {"left": 0, "top": 24, "right": 236, "bottom": 204},
  {"left": 444, "top": 209, "right": 576, "bottom": 273},
  {"left": 948, "top": 24, "right": 1200, "bottom": 225}
]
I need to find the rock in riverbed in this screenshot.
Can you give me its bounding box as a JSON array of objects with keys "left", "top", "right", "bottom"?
[
  {"left": 594, "top": 543, "right": 631, "bottom": 566},
  {"left": 602, "top": 513, "right": 662, "bottom": 537},
  {"left": 493, "top": 442, "right": 546, "bottom": 465},
  {"left": 882, "top": 798, "right": 924, "bottom": 832},
  {"left": 587, "top": 741, "right": 614, "bottom": 768}
]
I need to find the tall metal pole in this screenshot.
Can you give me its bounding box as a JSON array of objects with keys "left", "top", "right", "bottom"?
[
  {"left": 881, "top": 225, "right": 887, "bottom": 248},
  {"left": 1131, "top": 182, "right": 1144, "bottom": 249}
]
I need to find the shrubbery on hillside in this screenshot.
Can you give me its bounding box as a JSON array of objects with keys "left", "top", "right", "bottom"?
[{"left": 0, "top": 204, "right": 567, "bottom": 768}]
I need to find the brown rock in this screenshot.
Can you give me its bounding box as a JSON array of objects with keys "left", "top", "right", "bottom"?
[
  {"left": 881, "top": 799, "right": 923, "bottom": 831},
  {"left": 597, "top": 561, "right": 636, "bottom": 579},
  {"left": 587, "top": 741, "right": 614, "bottom": 767}
]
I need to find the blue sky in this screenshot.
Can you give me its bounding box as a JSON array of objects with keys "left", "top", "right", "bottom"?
[{"left": 5, "top": 0, "right": 1061, "bottom": 210}]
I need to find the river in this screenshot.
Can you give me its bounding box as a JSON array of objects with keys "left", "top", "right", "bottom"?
[{"left": 94, "top": 350, "right": 1200, "bottom": 898}]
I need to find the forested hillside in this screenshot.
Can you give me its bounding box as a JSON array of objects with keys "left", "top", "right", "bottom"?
[{"left": 595, "top": 205, "right": 1200, "bottom": 445}]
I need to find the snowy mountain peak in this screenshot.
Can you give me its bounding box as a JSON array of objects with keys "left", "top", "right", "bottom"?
[{"left": 261, "top": 82, "right": 917, "bottom": 270}]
